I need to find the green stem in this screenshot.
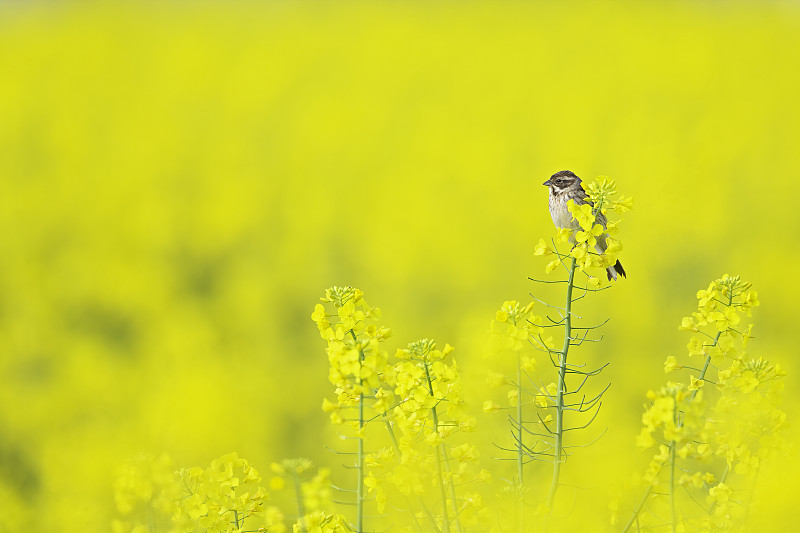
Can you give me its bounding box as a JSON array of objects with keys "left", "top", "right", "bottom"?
[
  {"left": 433, "top": 442, "right": 451, "bottom": 533},
  {"left": 349, "top": 330, "right": 365, "bottom": 533},
  {"left": 422, "top": 359, "right": 454, "bottom": 533},
  {"left": 357, "top": 393, "right": 364, "bottom": 532},
  {"left": 517, "top": 352, "right": 525, "bottom": 532},
  {"left": 442, "top": 448, "right": 463, "bottom": 533},
  {"left": 669, "top": 444, "right": 677, "bottom": 532},
  {"left": 547, "top": 256, "right": 577, "bottom": 511},
  {"left": 292, "top": 470, "right": 307, "bottom": 533},
  {"left": 669, "top": 392, "right": 680, "bottom": 533},
  {"left": 621, "top": 486, "right": 651, "bottom": 533}
]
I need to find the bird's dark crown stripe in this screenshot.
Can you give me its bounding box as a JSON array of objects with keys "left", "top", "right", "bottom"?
[{"left": 551, "top": 170, "right": 579, "bottom": 179}]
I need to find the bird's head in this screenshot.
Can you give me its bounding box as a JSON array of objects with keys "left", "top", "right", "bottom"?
[{"left": 543, "top": 170, "right": 582, "bottom": 195}]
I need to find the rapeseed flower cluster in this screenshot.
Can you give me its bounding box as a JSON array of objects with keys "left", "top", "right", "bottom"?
[
  {"left": 622, "top": 275, "right": 786, "bottom": 532},
  {"left": 312, "top": 288, "right": 487, "bottom": 532},
  {"left": 113, "top": 454, "right": 349, "bottom": 533},
  {"left": 486, "top": 182, "right": 629, "bottom": 524},
  {"left": 173, "top": 453, "right": 267, "bottom": 533},
  {"left": 312, "top": 286, "right": 391, "bottom": 428},
  {"left": 113, "top": 454, "right": 179, "bottom": 533},
  {"left": 113, "top": 453, "right": 278, "bottom": 533},
  {"left": 484, "top": 300, "right": 549, "bottom": 414},
  {"left": 536, "top": 177, "right": 632, "bottom": 284},
  {"left": 385, "top": 339, "right": 486, "bottom": 530},
  {"left": 483, "top": 300, "right": 553, "bottom": 527}
]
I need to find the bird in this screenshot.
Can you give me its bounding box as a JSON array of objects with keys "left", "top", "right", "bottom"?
[{"left": 542, "top": 170, "right": 626, "bottom": 281}]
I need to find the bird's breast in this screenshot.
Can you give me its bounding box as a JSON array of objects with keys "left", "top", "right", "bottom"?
[{"left": 549, "top": 196, "right": 579, "bottom": 229}]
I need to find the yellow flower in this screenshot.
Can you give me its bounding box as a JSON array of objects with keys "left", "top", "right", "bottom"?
[
  {"left": 612, "top": 196, "right": 634, "bottom": 214},
  {"left": 520, "top": 354, "right": 536, "bottom": 373},
  {"left": 424, "top": 430, "right": 443, "bottom": 447},
  {"left": 688, "top": 375, "right": 704, "bottom": 391},
  {"left": 696, "top": 286, "right": 717, "bottom": 307},
  {"left": 482, "top": 400, "right": 500, "bottom": 413},
  {"left": 570, "top": 243, "right": 588, "bottom": 260},
  {"left": 567, "top": 200, "right": 595, "bottom": 231},
  {"left": 375, "top": 486, "right": 387, "bottom": 514},
  {"left": 554, "top": 227, "right": 571, "bottom": 243},
  {"left": 635, "top": 427, "right": 656, "bottom": 449},
  {"left": 735, "top": 371, "right": 759, "bottom": 393},
  {"left": 364, "top": 471, "right": 378, "bottom": 490},
  {"left": 575, "top": 223, "right": 604, "bottom": 248},
  {"left": 707, "top": 483, "right": 732, "bottom": 504},
  {"left": 664, "top": 355, "right": 681, "bottom": 373},
  {"left": 715, "top": 306, "right": 741, "bottom": 331},
  {"left": 686, "top": 337, "right": 705, "bottom": 356},
  {"left": 507, "top": 389, "right": 518, "bottom": 407},
  {"left": 741, "top": 290, "right": 759, "bottom": 315},
  {"left": 533, "top": 238, "right": 553, "bottom": 256},
  {"left": 605, "top": 237, "right": 622, "bottom": 257}
]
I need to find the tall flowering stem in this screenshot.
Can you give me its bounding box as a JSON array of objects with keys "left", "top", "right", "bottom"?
[
  {"left": 485, "top": 300, "right": 540, "bottom": 531},
  {"left": 539, "top": 178, "right": 629, "bottom": 513},
  {"left": 485, "top": 177, "right": 632, "bottom": 525},
  {"left": 312, "top": 286, "right": 393, "bottom": 532},
  {"left": 620, "top": 275, "right": 786, "bottom": 532},
  {"left": 313, "top": 288, "right": 486, "bottom": 532},
  {"left": 356, "top": 332, "right": 365, "bottom": 533},
  {"left": 387, "top": 339, "right": 484, "bottom": 532},
  {"left": 546, "top": 255, "right": 577, "bottom": 510},
  {"left": 112, "top": 452, "right": 278, "bottom": 533},
  {"left": 423, "top": 352, "right": 453, "bottom": 532}
]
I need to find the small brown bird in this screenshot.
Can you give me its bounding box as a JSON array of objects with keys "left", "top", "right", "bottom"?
[{"left": 543, "top": 170, "right": 626, "bottom": 281}]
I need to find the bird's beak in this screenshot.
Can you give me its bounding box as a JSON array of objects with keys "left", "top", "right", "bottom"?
[{"left": 542, "top": 179, "right": 551, "bottom": 186}]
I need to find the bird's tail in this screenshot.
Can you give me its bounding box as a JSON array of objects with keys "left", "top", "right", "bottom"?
[{"left": 606, "top": 260, "right": 626, "bottom": 281}]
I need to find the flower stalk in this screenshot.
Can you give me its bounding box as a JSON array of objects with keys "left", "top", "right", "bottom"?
[
  {"left": 516, "top": 353, "right": 524, "bottom": 531},
  {"left": 621, "top": 274, "right": 784, "bottom": 532},
  {"left": 547, "top": 256, "right": 577, "bottom": 510}
]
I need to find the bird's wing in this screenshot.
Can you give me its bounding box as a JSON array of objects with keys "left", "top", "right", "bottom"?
[
  {"left": 575, "top": 186, "right": 611, "bottom": 229},
  {"left": 573, "top": 187, "right": 591, "bottom": 205}
]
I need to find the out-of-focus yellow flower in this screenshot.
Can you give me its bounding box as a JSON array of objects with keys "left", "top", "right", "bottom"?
[
  {"left": 567, "top": 200, "right": 595, "bottom": 231},
  {"left": 664, "top": 355, "right": 681, "bottom": 373},
  {"left": 482, "top": 400, "right": 500, "bottom": 413},
  {"left": 575, "top": 223, "right": 604, "bottom": 248},
  {"left": 533, "top": 238, "right": 553, "bottom": 256},
  {"left": 706, "top": 483, "right": 732, "bottom": 504}
]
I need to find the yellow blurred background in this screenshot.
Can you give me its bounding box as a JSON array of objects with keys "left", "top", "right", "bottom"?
[{"left": 1, "top": 1, "right": 799, "bottom": 531}]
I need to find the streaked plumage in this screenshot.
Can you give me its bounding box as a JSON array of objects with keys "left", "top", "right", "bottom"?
[{"left": 543, "top": 170, "right": 626, "bottom": 281}]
